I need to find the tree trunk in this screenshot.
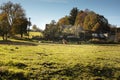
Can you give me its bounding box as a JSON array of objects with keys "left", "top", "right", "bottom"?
[
  {"left": 5, "top": 33, "right": 8, "bottom": 41},
  {"left": 21, "top": 33, "right": 23, "bottom": 38},
  {"left": 2, "top": 35, "right": 5, "bottom": 40}
]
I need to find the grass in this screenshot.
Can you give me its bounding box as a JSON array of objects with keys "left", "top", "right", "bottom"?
[
  {"left": 29, "top": 32, "right": 43, "bottom": 38},
  {"left": 10, "top": 32, "right": 43, "bottom": 41},
  {"left": 0, "top": 41, "right": 120, "bottom": 80}
]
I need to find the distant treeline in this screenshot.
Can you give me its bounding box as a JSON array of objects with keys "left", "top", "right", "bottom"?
[{"left": 43, "top": 8, "right": 116, "bottom": 41}]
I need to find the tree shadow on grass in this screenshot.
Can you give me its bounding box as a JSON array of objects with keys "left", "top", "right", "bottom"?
[
  {"left": 39, "top": 63, "right": 120, "bottom": 80},
  {"left": 0, "top": 40, "right": 37, "bottom": 46},
  {"left": 0, "top": 69, "right": 28, "bottom": 80}
]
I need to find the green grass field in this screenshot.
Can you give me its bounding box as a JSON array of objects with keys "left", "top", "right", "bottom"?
[
  {"left": 29, "top": 32, "right": 43, "bottom": 38},
  {"left": 0, "top": 41, "right": 120, "bottom": 80}
]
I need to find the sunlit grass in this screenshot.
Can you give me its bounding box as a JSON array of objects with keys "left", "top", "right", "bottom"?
[
  {"left": 29, "top": 32, "right": 43, "bottom": 38},
  {"left": 0, "top": 43, "right": 120, "bottom": 79}
]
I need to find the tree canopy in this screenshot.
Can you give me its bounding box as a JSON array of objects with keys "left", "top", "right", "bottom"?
[
  {"left": 0, "top": 1, "right": 25, "bottom": 27},
  {"left": 44, "top": 20, "right": 61, "bottom": 40},
  {"left": 44, "top": 8, "right": 111, "bottom": 40},
  {"left": 69, "top": 7, "right": 79, "bottom": 25},
  {"left": 0, "top": 1, "right": 29, "bottom": 40},
  {"left": 58, "top": 16, "right": 70, "bottom": 26},
  {"left": 0, "top": 13, "right": 9, "bottom": 40},
  {"left": 12, "top": 17, "right": 28, "bottom": 37},
  {"left": 83, "top": 11, "right": 110, "bottom": 33},
  {"left": 32, "top": 24, "right": 42, "bottom": 32},
  {"left": 75, "top": 10, "right": 87, "bottom": 27}
]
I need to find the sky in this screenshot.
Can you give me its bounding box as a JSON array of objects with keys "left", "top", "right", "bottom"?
[{"left": 0, "top": 0, "right": 120, "bottom": 30}]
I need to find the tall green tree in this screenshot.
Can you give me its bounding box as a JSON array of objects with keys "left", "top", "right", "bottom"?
[{"left": 69, "top": 7, "right": 79, "bottom": 25}]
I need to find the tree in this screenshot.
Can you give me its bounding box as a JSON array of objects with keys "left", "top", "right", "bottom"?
[
  {"left": 11, "top": 17, "right": 28, "bottom": 38},
  {"left": 84, "top": 12, "right": 97, "bottom": 31},
  {"left": 58, "top": 16, "right": 70, "bottom": 25},
  {"left": 75, "top": 10, "right": 87, "bottom": 27},
  {"left": 92, "top": 22, "right": 100, "bottom": 32},
  {"left": 97, "top": 15, "right": 110, "bottom": 33},
  {"left": 83, "top": 11, "right": 110, "bottom": 33},
  {"left": 69, "top": 7, "right": 79, "bottom": 25},
  {"left": 74, "top": 10, "right": 88, "bottom": 37},
  {"left": 44, "top": 20, "right": 61, "bottom": 40},
  {"left": 32, "top": 24, "right": 42, "bottom": 32},
  {"left": 0, "top": 13, "right": 9, "bottom": 40},
  {"left": 32, "top": 24, "right": 37, "bottom": 31},
  {"left": 0, "top": 1, "right": 26, "bottom": 38},
  {"left": 50, "top": 20, "right": 56, "bottom": 25}
]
